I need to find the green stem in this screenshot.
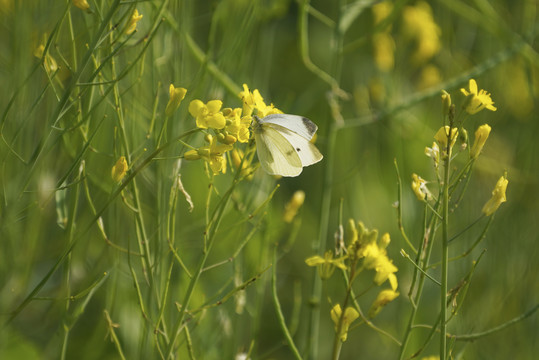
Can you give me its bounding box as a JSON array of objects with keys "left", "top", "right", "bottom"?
[
  {"left": 440, "top": 132, "right": 453, "bottom": 360},
  {"left": 164, "top": 171, "right": 242, "bottom": 358},
  {"left": 272, "top": 248, "right": 302, "bottom": 360}
]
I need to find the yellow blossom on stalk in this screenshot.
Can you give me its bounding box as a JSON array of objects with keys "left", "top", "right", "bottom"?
[
  {"left": 165, "top": 84, "right": 187, "bottom": 117},
  {"left": 470, "top": 124, "right": 491, "bottom": 159},
  {"left": 402, "top": 1, "right": 441, "bottom": 64},
  {"left": 411, "top": 173, "right": 430, "bottom": 201},
  {"left": 434, "top": 126, "right": 458, "bottom": 152},
  {"left": 305, "top": 251, "right": 347, "bottom": 280},
  {"left": 184, "top": 137, "right": 233, "bottom": 175},
  {"left": 189, "top": 99, "right": 227, "bottom": 129},
  {"left": 330, "top": 304, "right": 359, "bottom": 342},
  {"left": 420, "top": 356, "right": 440, "bottom": 360},
  {"left": 223, "top": 107, "right": 250, "bottom": 143},
  {"left": 373, "top": 256, "right": 399, "bottom": 290},
  {"left": 111, "top": 156, "right": 128, "bottom": 182},
  {"left": 368, "top": 289, "right": 399, "bottom": 318},
  {"left": 460, "top": 79, "right": 497, "bottom": 114},
  {"left": 239, "top": 84, "right": 282, "bottom": 119},
  {"left": 357, "top": 231, "right": 399, "bottom": 290},
  {"left": 283, "top": 190, "right": 305, "bottom": 223},
  {"left": 72, "top": 0, "right": 89, "bottom": 11},
  {"left": 482, "top": 175, "right": 508, "bottom": 216},
  {"left": 125, "top": 9, "right": 143, "bottom": 35}
]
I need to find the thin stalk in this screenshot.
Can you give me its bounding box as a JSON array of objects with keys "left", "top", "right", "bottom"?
[
  {"left": 272, "top": 248, "right": 302, "bottom": 360},
  {"left": 164, "top": 170, "right": 243, "bottom": 358},
  {"left": 440, "top": 128, "right": 454, "bottom": 360},
  {"left": 399, "top": 197, "right": 442, "bottom": 359}
]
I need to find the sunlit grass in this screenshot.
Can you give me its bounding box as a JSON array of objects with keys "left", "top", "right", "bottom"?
[{"left": 1, "top": 1, "right": 538, "bottom": 359}]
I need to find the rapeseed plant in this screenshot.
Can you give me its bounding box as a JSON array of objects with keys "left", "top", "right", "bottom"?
[{"left": 398, "top": 79, "right": 509, "bottom": 360}]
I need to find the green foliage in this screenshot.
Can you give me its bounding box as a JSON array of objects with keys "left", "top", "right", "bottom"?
[{"left": 1, "top": 0, "right": 538, "bottom": 359}]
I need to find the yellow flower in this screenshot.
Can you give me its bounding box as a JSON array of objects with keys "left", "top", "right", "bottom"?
[
  {"left": 223, "top": 107, "right": 251, "bottom": 143},
  {"left": 420, "top": 356, "right": 440, "bottom": 360},
  {"left": 204, "top": 137, "right": 233, "bottom": 174},
  {"left": 411, "top": 173, "right": 430, "bottom": 201},
  {"left": 402, "top": 1, "right": 441, "bottom": 64},
  {"left": 330, "top": 304, "right": 359, "bottom": 342},
  {"left": 373, "top": 32, "right": 395, "bottom": 72},
  {"left": 482, "top": 175, "right": 508, "bottom": 216},
  {"left": 305, "top": 251, "right": 347, "bottom": 280},
  {"left": 239, "top": 84, "right": 282, "bottom": 119},
  {"left": 434, "top": 126, "right": 458, "bottom": 152},
  {"left": 283, "top": 190, "right": 305, "bottom": 223},
  {"left": 368, "top": 289, "right": 399, "bottom": 318},
  {"left": 72, "top": 0, "right": 90, "bottom": 11},
  {"left": 188, "top": 99, "right": 227, "bottom": 129},
  {"left": 111, "top": 156, "right": 128, "bottom": 182},
  {"left": 470, "top": 124, "right": 491, "bottom": 159},
  {"left": 125, "top": 9, "right": 143, "bottom": 35},
  {"left": 373, "top": 256, "right": 399, "bottom": 290},
  {"left": 184, "top": 137, "right": 233, "bottom": 175},
  {"left": 165, "top": 84, "right": 187, "bottom": 117},
  {"left": 460, "top": 79, "right": 497, "bottom": 114}
]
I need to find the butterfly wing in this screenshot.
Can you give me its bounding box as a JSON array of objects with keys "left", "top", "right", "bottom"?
[
  {"left": 259, "top": 114, "right": 318, "bottom": 140},
  {"left": 269, "top": 124, "right": 323, "bottom": 166},
  {"left": 254, "top": 124, "right": 303, "bottom": 177}
]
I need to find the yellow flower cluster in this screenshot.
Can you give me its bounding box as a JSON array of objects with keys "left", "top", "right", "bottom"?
[
  {"left": 434, "top": 125, "right": 458, "bottom": 153},
  {"left": 349, "top": 227, "right": 399, "bottom": 291},
  {"left": 402, "top": 1, "right": 441, "bottom": 64},
  {"left": 372, "top": 1, "right": 395, "bottom": 72},
  {"left": 183, "top": 84, "right": 281, "bottom": 175},
  {"left": 306, "top": 220, "right": 400, "bottom": 342},
  {"left": 413, "top": 81, "right": 506, "bottom": 217}
]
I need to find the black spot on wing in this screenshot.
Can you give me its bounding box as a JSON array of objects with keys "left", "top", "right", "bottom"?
[
  {"left": 296, "top": 148, "right": 301, "bottom": 152},
  {"left": 302, "top": 117, "right": 318, "bottom": 136}
]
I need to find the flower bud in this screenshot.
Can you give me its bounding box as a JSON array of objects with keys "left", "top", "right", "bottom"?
[
  {"left": 441, "top": 90, "right": 452, "bottom": 116},
  {"left": 283, "top": 190, "right": 305, "bottom": 223},
  {"left": 111, "top": 156, "right": 128, "bottom": 182},
  {"left": 470, "top": 124, "right": 491, "bottom": 159},
  {"left": 165, "top": 84, "right": 187, "bottom": 117}
]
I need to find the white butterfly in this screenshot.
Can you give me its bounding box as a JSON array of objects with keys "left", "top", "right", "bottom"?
[{"left": 252, "top": 114, "right": 323, "bottom": 177}]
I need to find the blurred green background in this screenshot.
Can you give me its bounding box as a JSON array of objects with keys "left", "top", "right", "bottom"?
[{"left": 0, "top": 0, "right": 537, "bottom": 359}]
